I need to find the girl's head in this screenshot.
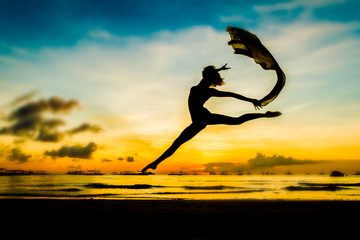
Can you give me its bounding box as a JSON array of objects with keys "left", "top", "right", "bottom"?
[{"left": 202, "top": 66, "right": 225, "bottom": 87}]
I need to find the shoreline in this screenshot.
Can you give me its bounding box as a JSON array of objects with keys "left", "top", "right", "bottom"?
[{"left": 2, "top": 198, "right": 360, "bottom": 239}]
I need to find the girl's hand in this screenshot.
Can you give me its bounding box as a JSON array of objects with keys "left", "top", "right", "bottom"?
[
  {"left": 251, "top": 99, "right": 262, "bottom": 110},
  {"left": 216, "top": 63, "right": 231, "bottom": 71}
]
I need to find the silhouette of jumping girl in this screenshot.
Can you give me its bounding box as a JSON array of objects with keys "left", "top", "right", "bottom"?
[{"left": 142, "top": 64, "right": 281, "bottom": 172}]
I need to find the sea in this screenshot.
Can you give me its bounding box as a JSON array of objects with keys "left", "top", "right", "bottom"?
[{"left": 1, "top": 174, "right": 360, "bottom": 200}]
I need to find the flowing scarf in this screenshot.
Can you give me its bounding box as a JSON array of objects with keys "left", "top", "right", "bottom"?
[{"left": 226, "top": 26, "right": 286, "bottom": 107}]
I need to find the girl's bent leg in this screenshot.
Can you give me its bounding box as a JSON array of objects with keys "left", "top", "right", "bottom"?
[{"left": 142, "top": 123, "right": 206, "bottom": 172}]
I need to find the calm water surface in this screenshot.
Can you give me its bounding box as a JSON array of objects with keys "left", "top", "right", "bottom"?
[{"left": 1, "top": 174, "right": 360, "bottom": 200}]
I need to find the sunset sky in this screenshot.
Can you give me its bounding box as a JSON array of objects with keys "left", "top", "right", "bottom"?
[{"left": 1, "top": 0, "right": 359, "bottom": 174}]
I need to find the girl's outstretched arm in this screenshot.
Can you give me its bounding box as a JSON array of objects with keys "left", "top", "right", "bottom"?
[{"left": 212, "top": 90, "right": 262, "bottom": 110}]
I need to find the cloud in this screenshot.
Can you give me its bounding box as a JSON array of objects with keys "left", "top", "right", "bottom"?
[
  {"left": 36, "top": 118, "right": 66, "bottom": 142},
  {"left": 203, "top": 153, "right": 321, "bottom": 173},
  {"left": 7, "top": 147, "right": 32, "bottom": 163},
  {"left": 8, "top": 89, "right": 40, "bottom": 107},
  {"left": 0, "top": 95, "right": 103, "bottom": 142},
  {"left": 253, "top": 0, "right": 345, "bottom": 16},
  {"left": 126, "top": 156, "right": 135, "bottom": 162},
  {"left": 9, "top": 96, "right": 79, "bottom": 120},
  {"left": 248, "top": 153, "right": 319, "bottom": 168},
  {"left": 101, "top": 158, "right": 113, "bottom": 162},
  {"left": 67, "top": 123, "right": 103, "bottom": 135},
  {"left": 44, "top": 142, "right": 97, "bottom": 159},
  {"left": 0, "top": 116, "right": 67, "bottom": 142},
  {"left": 261, "top": 0, "right": 345, "bottom": 10},
  {"left": 0, "top": 96, "right": 78, "bottom": 141},
  {"left": 117, "top": 156, "right": 135, "bottom": 162}
]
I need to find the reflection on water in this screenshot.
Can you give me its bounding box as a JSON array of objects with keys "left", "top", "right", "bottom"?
[{"left": 0, "top": 174, "right": 360, "bottom": 200}]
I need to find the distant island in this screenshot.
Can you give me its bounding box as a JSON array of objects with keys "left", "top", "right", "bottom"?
[
  {"left": 330, "top": 170, "right": 346, "bottom": 177},
  {"left": 67, "top": 169, "right": 104, "bottom": 175},
  {"left": 0, "top": 168, "right": 47, "bottom": 175},
  {"left": 111, "top": 171, "right": 154, "bottom": 175},
  {"left": 2, "top": 168, "right": 359, "bottom": 176}
]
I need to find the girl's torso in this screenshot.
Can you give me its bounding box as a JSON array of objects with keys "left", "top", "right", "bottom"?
[{"left": 188, "top": 86, "right": 218, "bottom": 122}]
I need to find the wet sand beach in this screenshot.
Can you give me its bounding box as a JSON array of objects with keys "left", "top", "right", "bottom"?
[{"left": 2, "top": 199, "right": 360, "bottom": 239}]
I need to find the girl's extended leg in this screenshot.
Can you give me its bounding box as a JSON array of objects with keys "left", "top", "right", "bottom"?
[
  {"left": 142, "top": 123, "right": 206, "bottom": 172},
  {"left": 142, "top": 111, "right": 280, "bottom": 172},
  {"left": 208, "top": 111, "right": 281, "bottom": 125}
]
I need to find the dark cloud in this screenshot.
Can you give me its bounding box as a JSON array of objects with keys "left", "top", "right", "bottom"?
[
  {"left": 36, "top": 119, "right": 66, "bottom": 142},
  {"left": 203, "top": 153, "right": 321, "bottom": 174},
  {"left": 36, "top": 130, "right": 64, "bottom": 142},
  {"left": 117, "top": 156, "right": 135, "bottom": 162},
  {"left": 44, "top": 142, "right": 97, "bottom": 159},
  {"left": 9, "top": 96, "right": 79, "bottom": 120},
  {"left": 101, "top": 158, "right": 113, "bottom": 162},
  {"left": 0, "top": 116, "right": 66, "bottom": 142},
  {"left": 0, "top": 95, "right": 103, "bottom": 142},
  {"left": 7, "top": 147, "right": 32, "bottom": 163},
  {"left": 248, "top": 153, "right": 318, "bottom": 168},
  {"left": 1, "top": 96, "right": 78, "bottom": 142},
  {"left": 0, "top": 116, "right": 42, "bottom": 137},
  {"left": 67, "top": 123, "right": 103, "bottom": 135},
  {"left": 126, "top": 156, "right": 135, "bottom": 162}
]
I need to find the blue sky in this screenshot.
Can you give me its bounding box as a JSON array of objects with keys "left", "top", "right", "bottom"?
[
  {"left": 1, "top": 0, "right": 359, "bottom": 51},
  {"left": 0, "top": 0, "right": 250, "bottom": 50},
  {"left": 0, "top": 0, "right": 360, "bottom": 173}
]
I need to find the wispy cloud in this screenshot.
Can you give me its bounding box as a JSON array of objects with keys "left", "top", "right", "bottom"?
[
  {"left": 67, "top": 123, "right": 103, "bottom": 135},
  {"left": 253, "top": 0, "right": 346, "bottom": 14},
  {"left": 8, "top": 89, "right": 40, "bottom": 107}
]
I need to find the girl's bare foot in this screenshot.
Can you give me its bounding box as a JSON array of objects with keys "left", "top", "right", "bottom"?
[
  {"left": 142, "top": 162, "right": 158, "bottom": 173},
  {"left": 265, "top": 111, "right": 282, "bottom": 117}
]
